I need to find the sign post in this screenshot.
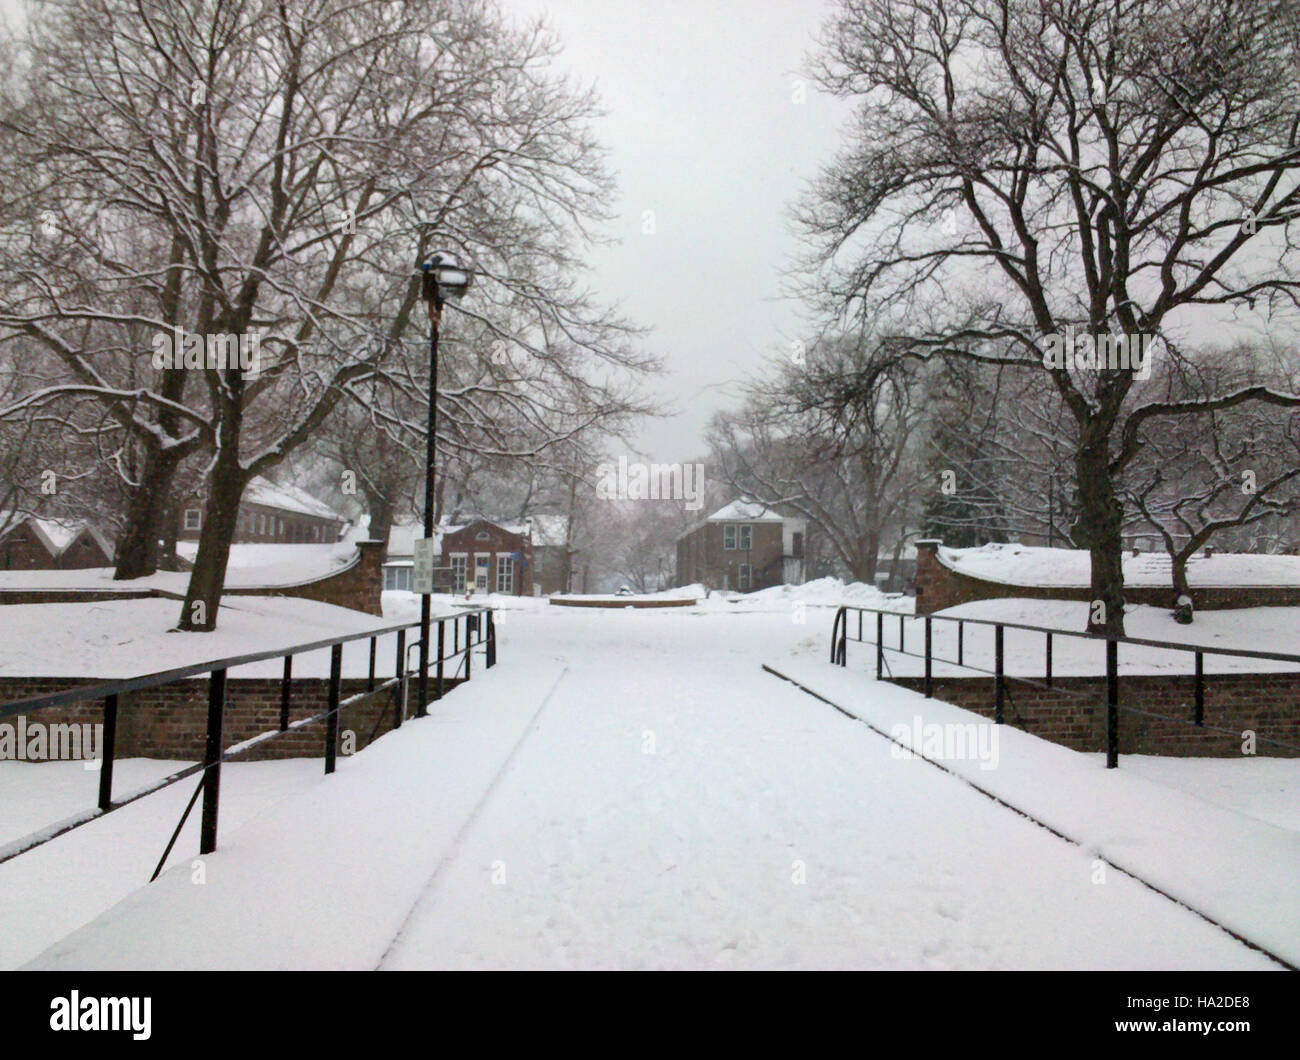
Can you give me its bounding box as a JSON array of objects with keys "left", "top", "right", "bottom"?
[{"left": 412, "top": 538, "right": 436, "bottom": 595}]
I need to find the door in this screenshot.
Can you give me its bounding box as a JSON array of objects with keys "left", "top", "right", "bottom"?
[{"left": 474, "top": 554, "right": 490, "bottom": 591}]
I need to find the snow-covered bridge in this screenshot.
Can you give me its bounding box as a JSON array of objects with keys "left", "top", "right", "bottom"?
[{"left": 7, "top": 598, "right": 1296, "bottom": 970}]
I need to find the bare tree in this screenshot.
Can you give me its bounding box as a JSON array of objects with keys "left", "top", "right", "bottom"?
[
  {"left": 1124, "top": 351, "right": 1300, "bottom": 611},
  {"left": 799, "top": 0, "right": 1300, "bottom": 633},
  {"left": 0, "top": 0, "right": 654, "bottom": 629},
  {"left": 709, "top": 336, "right": 927, "bottom": 582}
]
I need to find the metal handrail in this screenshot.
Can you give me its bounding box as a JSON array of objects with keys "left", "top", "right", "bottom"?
[
  {"left": 0, "top": 606, "right": 498, "bottom": 874},
  {"left": 829, "top": 604, "right": 1300, "bottom": 767},
  {"left": 0, "top": 608, "right": 491, "bottom": 718}
]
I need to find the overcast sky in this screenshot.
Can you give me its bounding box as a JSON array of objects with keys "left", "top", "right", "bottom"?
[
  {"left": 0, "top": 0, "right": 850, "bottom": 463},
  {"left": 505, "top": 0, "right": 850, "bottom": 462}
]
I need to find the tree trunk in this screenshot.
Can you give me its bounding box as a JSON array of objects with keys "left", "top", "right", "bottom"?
[
  {"left": 178, "top": 467, "right": 243, "bottom": 631},
  {"left": 1074, "top": 438, "right": 1126, "bottom": 635},
  {"left": 113, "top": 448, "right": 182, "bottom": 579},
  {"left": 365, "top": 488, "right": 394, "bottom": 560},
  {"left": 1171, "top": 552, "right": 1193, "bottom": 613},
  {"left": 159, "top": 500, "right": 181, "bottom": 571}
]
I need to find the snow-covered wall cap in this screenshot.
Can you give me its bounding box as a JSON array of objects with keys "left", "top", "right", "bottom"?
[{"left": 937, "top": 542, "right": 1300, "bottom": 588}]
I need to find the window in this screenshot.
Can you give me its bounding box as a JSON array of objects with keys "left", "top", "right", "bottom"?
[
  {"left": 257, "top": 513, "right": 266, "bottom": 535},
  {"left": 384, "top": 566, "right": 411, "bottom": 592},
  {"left": 184, "top": 509, "right": 202, "bottom": 531},
  {"left": 738, "top": 525, "right": 752, "bottom": 551},
  {"left": 476, "top": 531, "right": 491, "bottom": 542},
  {"left": 313, "top": 525, "right": 320, "bottom": 542},
  {"left": 496, "top": 554, "right": 514, "bottom": 594},
  {"left": 723, "top": 524, "right": 736, "bottom": 550},
  {"left": 450, "top": 554, "right": 467, "bottom": 592},
  {"left": 739, "top": 563, "right": 752, "bottom": 590}
]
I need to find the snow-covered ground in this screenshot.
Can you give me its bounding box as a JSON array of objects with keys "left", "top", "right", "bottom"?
[
  {"left": 5, "top": 595, "right": 1295, "bottom": 970},
  {"left": 861, "top": 598, "right": 1300, "bottom": 676}
]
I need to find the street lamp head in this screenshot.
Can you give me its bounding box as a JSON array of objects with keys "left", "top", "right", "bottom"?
[{"left": 418, "top": 251, "right": 473, "bottom": 303}]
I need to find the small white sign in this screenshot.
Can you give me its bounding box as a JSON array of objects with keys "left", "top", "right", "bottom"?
[{"left": 412, "top": 537, "right": 436, "bottom": 594}]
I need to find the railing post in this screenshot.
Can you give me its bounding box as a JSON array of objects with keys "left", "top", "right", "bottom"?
[
  {"left": 436, "top": 621, "right": 445, "bottom": 700},
  {"left": 368, "top": 636, "right": 377, "bottom": 692},
  {"left": 279, "top": 655, "right": 292, "bottom": 732},
  {"left": 486, "top": 611, "right": 497, "bottom": 668},
  {"left": 464, "top": 615, "right": 472, "bottom": 682},
  {"left": 325, "top": 643, "right": 342, "bottom": 775},
  {"left": 899, "top": 612, "right": 905, "bottom": 653},
  {"left": 417, "top": 622, "right": 430, "bottom": 719},
  {"left": 924, "top": 616, "right": 932, "bottom": 698},
  {"left": 394, "top": 629, "right": 407, "bottom": 729},
  {"left": 1106, "top": 639, "right": 1119, "bottom": 768},
  {"left": 994, "top": 625, "right": 1004, "bottom": 724},
  {"left": 857, "top": 610, "right": 862, "bottom": 642},
  {"left": 1045, "top": 632, "right": 1053, "bottom": 688},
  {"left": 1194, "top": 652, "right": 1204, "bottom": 726},
  {"left": 199, "top": 668, "right": 226, "bottom": 856},
  {"left": 97, "top": 693, "right": 118, "bottom": 811},
  {"left": 875, "top": 611, "right": 883, "bottom": 679},
  {"left": 957, "top": 619, "right": 963, "bottom": 667}
]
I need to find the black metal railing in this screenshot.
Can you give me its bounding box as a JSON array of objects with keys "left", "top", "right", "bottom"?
[
  {"left": 0, "top": 606, "right": 497, "bottom": 877},
  {"left": 830, "top": 605, "right": 1300, "bottom": 768}
]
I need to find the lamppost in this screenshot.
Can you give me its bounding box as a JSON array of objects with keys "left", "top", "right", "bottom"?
[{"left": 416, "top": 251, "right": 472, "bottom": 717}]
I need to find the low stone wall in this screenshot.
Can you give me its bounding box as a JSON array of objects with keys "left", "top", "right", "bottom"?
[
  {"left": 889, "top": 672, "right": 1300, "bottom": 757},
  {"left": 0, "top": 673, "right": 467, "bottom": 762},
  {"left": 912, "top": 539, "right": 1300, "bottom": 615},
  {"left": 0, "top": 540, "right": 385, "bottom": 615}
]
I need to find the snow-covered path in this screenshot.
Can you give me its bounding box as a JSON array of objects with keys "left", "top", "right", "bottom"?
[{"left": 378, "top": 609, "right": 1273, "bottom": 969}]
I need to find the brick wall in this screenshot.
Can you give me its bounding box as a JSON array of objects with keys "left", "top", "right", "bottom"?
[
  {"left": 0, "top": 672, "right": 468, "bottom": 762},
  {"left": 224, "top": 539, "right": 384, "bottom": 615},
  {"left": 889, "top": 672, "right": 1300, "bottom": 757},
  {"left": 913, "top": 539, "right": 1300, "bottom": 614}
]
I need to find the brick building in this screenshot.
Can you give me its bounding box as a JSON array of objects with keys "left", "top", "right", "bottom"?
[
  {"left": 675, "top": 500, "right": 806, "bottom": 592},
  {"left": 180, "top": 476, "right": 344, "bottom": 545},
  {"left": 437, "top": 518, "right": 533, "bottom": 595},
  {"left": 0, "top": 517, "right": 115, "bottom": 570}
]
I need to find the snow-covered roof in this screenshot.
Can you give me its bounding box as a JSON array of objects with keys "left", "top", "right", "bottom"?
[
  {"left": 243, "top": 478, "right": 342, "bottom": 522},
  {"left": 938, "top": 542, "right": 1300, "bottom": 588},
  {"left": 707, "top": 500, "right": 786, "bottom": 523},
  {"left": 0, "top": 515, "right": 114, "bottom": 558}
]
